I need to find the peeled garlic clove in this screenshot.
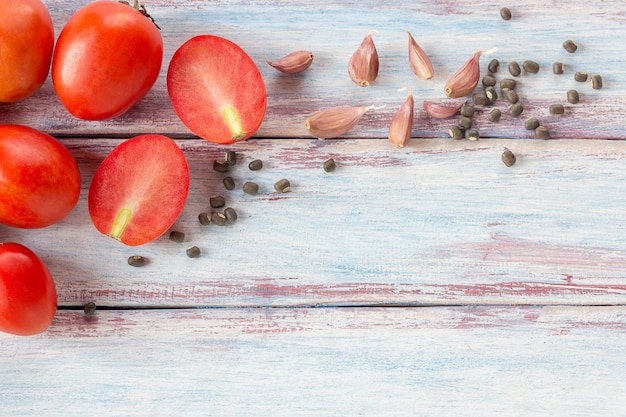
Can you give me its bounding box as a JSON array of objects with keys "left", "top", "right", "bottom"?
[
  {"left": 408, "top": 31, "right": 434, "bottom": 80},
  {"left": 305, "top": 105, "right": 376, "bottom": 139},
  {"left": 388, "top": 90, "right": 414, "bottom": 148},
  {"left": 266, "top": 50, "right": 314, "bottom": 74},
  {"left": 444, "top": 51, "right": 483, "bottom": 98},
  {"left": 348, "top": 30, "right": 379, "bottom": 87},
  {"left": 423, "top": 101, "right": 463, "bottom": 119}
]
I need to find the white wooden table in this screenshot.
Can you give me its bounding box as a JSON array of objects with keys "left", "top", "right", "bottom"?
[{"left": 2, "top": 1, "right": 626, "bottom": 415}]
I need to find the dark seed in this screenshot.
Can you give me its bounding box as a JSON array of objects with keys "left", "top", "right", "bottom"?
[
  {"left": 274, "top": 178, "right": 291, "bottom": 193},
  {"left": 210, "top": 195, "right": 226, "bottom": 208},
  {"left": 212, "top": 212, "right": 227, "bottom": 226},
  {"left": 224, "top": 207, "right": 238, "bottom": 222},
  {"left": 523, "top": 60, "right": 539, "bottom": 74},
  {"left": 465, "top": 129, "right": 479, "bottom": 141},
  {"left": 186, "top": 246, "right": 201, "bottom": 258},
  {"left": 169, "top": 230, "right": 185, "bottom": 243},
  {"left": 524, "top": 117, "right": 540, "bottom": 130},
  {"left": 553, "top": 62, "right": 565, "bottom": 74},
  {"left": 591, "top": 74, "right": 603, "bottom": 89},
  {"left": 500, "top": 7, "right": 512, "bottom": 20},
  {"left": 505, "top": 90, "right": 519, "bottom": 104},
  {"left": 574, "top": 71, "right": 588, "bottom": 82},
  {"left": 198, "top": 212, "right": 211, "bottom": 225},
  {"left": 566, "top": 90, "right": 580, "bottom": 104},
  {"left": 549, "top": 104, "right": 564, "bottom": 115},
  {"left": 248, "top": 159, "right": 263, "bottom": 171},
  {"left": 472, "top": 92, "right": 489, "bottom": 106},
  {"left": 535, "top": 125, "right": 551, "bottom": 139},
  {"left": 508, "top": 102, "right": 524, "bottom": 117},
  {"left": 500, "top": 78, "right": 517, "bottom": 91},
  {"left": 225, "top": 151, "right": 237, "bottom": 166},
  {"left": 460, "top": 103, "right": 475, "bottom": 117},
  {"left": 449, "top": 125, "right": 463, "bottom": 140},
  {"left": 501, "top": 149, "right": 516, "bottom": 167},
  {"left": 482, "top": 75, "right": 497, "bottom": 87},
  {"left": 223, "top": 176, "right": 235, "bottom": 190},
  {"left": 487, "top": 108, "right": 502, "bottom": 122},
  {"left": 458, "top": 116, "right": 473, "bottom": 130},
  {"left": 84, "top": 302, "right": 97, "bottom": 317},
  {"left": 127, "top": 255, "right": 146, "bottom": 267},
  {"left": 488, "top": 59, "right": 500, "bottom": 73},
  {"left": 213, "top": 160, "right": 229, "bottom": 173},
  {"left": 485, "top": 86, "right": 498, "bottom": 103},
  {"left": 243, "top": 181, "right": 259, "bottom": 195},
  {"left": 323, "top": 158, "right": 336, "bottom": 172},
  {"left": 508, "top": 61, "right": 521, "bottom": 76},
  {"left": 563, "top": 39, "right": 578, "bottom": 53}
]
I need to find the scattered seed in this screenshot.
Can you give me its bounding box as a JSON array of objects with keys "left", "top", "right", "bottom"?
[
  {"left": 460, "top": 103, "right": 475, "bottom": 117},
  {"left": 488, "top": 59, "right": 500, "bottom": 73},
  {"left": 458, "top": 116, "right": 473, "bottom": 130},
  {"left": 574, "top": 71, "right": 588, "bottom": 82},
  {"left": 508, "top": 102, "right": 524, "bottom": 117},
  {"left": 505, "top": 89, "right": 519, "bottom": 104},
  {"left": 323, "top": 158, "right": 336, "bottom": 172},
  {"left": 501, "top": 149, "right": 516, "bottom": 167},
  {"left": 210, "top": 195, "right": 226, "bottom": 208},
  {"left": 212, "top": 212, "right": 227, "bottom": 226},
  {"left": 84, "top": 302, "right": 97, "bottom": 317},
  {"left": 198, "top": 212, "right": 211, "bottom": 225},
  {"left": 224, "top": 207, "right": 238, "bottom": 222},
  {"left": 485, "top": 86, "right": 498, "bottom": 103},
  {"left": 186, "top": 246, "right": 201, "bottom": 258},
  {"left": 223, "top": 176, "right": 235, "bottom": 190},
  {"left": 482, "top": 74, "right": 497, "bottom": 87},
  {"left": 535, "top": 125, "right": 551, "bottom": 139},
  {"left": 500, "top": 78, "right": 517, "bottom": 91},
  {"left": 508, "top": 61, "right": 521, "bottom": 76},
  {"left": 248, "top": 159, "right": 263, "bottom": 171},
  {"left": 553, "top": 62, "right": 565, "bottom": 74},
  {"left": 225, "top": 151, "right": 237, "bottom": 166},
  {"left": 213, "top": 159, "right": 229, "bottom": 173},
  {"left": 591, "top": 74, "right": 603, "bottom": 89},
  {"left": 563, "top": 39, "right": 578, "bottom": 53},
  {"left": 127, "top": 255, "right": 146, "bottom": 267},
  {"left": 487, "top": 108, "right": 502, "bottom": 122},
  {"left": 524, "top": 117, "right": 540, "bottom": 130},
  {"left": 449, "top": 125, "right": 463, "bottom": 139},
  {"left": 274, "top": 178, "right": 291, "bottom": 193},
  {"left": 549, "top": 104, "right": 565, "bottom": 115},
  {"left": 465, "top": 129, "right": 479, "bottom": 141},
  {"left": 566, "top": 90, "right": 580, "bottom": 104},
  {"left": 500, "top": 7, "right": 512, "bottom": 20},
  {"left": 243, "top": 181, "right": 259, "bottom": 195},
  {"left": 472, "top": 92, "right": 489, "bottom": 106},
  {"left": 523, "top": 60, "right": 539, "bottom": 74},
  {"left": 169, "top": 230, "right": 185, "bottom": 243}
]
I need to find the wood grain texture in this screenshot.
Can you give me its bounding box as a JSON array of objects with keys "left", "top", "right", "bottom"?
[{"left": 1, "top": 306, "right": 626, "bottom": 416}]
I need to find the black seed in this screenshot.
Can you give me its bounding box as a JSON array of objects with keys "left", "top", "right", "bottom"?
[
  {"left": 465, "top": 129, "right": 480, "bottom": 141},
  {"left": 535, "top": 126, "right": 551, "bottom": 139},
  {"left": 210, "top": 195, "right": 226, "bottom": 208},
  {"left": 505, "top": 90, "right": 519, "bottom": 104},
  {"left": 243, "top": 181, "right": 259, "bottom": 195},
  {"left": 500, "top": 78, "right": 517, "bottom": 91},
  {"left": 274, "top": 178, "right": 291, "bottom": 193},
  {"left": 84, "top": 302, "right": 97, "bottom": 317},
  {"left": 566, "top": 90, "right": 580, "bottom": 104},
  {"left": 553, "top": 62, "right": 565, "bottom": 74},
  {"left": 169, "top": 230, "right": 185, "bottom": 243},
  {"left": 523, "top": 60, "right": 539, "bottom": 74},
  {"left": 449, "top": 125, "right": 463, "bottom": 139},
  {"left": 482, "top": 75, "right": 497, "bottom": 87},
  {"left": 591, "top": 74, "right": 603, "bottom": 89},
  {"left": 501, "top": 149, "right": 516, "bottom": 167},
  {"left": 224, "top": 207, "right": 238, "bottom": 222},
  {"left": 211, "top": 212, "right": 227, "bottom": 226},
  {"left": 323, "top": 158, "right": 336, "bottom": 172},
  {"left": 223, "top": 176, "right": 235, "bottom": 190},
  {"left": 248, "top": 159, "right": 263, "bottom": 171},
  {"left": 508, "top": 102, "right": 524, "bottom": 117},
  {"left": 213, "top": 160, "right": 229, "bottom": 173},
  {"left": 485, "top": 86, "right": 498, "bottom": 102},
  {"left": 458, "top": 116, "right": 473, "bottom": 130},
  {"left": 500, "top": 7, "right": 512, "bottom": 20},
  {"left": 549, "top": 104, "right": 564, "bottom": 115},
  {"left": 524, "top": 117, "right": 540, "bottom": 130},
  {"left": 225, "top": 151, "right": 237, "bottom": 166},
  {"left": 460, "top": 104, "right": 475, "bottom": 117},
  {"left": 574, "top": 71, "right": 588, "bottom": 82},
  {"left": 198, "top": 212, "right": 211, "bottom": 225},
  {"left": 508, "top": 61, "right": 521, "bottom": 76},
  {"left": 472, "top": 92, "right": 489, "bottom": 106},
  {"left": 488, "top": 59, "right": 500, "bottom": 73},
  {"left": 563, "top": 39, "right": 578, "bottom": 53},
  {"left": 127, "top": 255, "right": 146, "bottom": 267},
  {"left": 186, "top": 246, "right": 201, "bottom": 258},
  {"left": 487, "top": 108, "right": 502, "bottom": 122}
]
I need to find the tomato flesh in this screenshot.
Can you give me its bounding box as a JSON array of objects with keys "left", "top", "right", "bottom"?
[
  {"left": 0, "top": 242, "right": 57, "bottom": 336},
  {"left": 167, "top": 35, "right": 267, "bottom": 144},
  {"left": 88, "top": 135, "right": 190, "bottom": 246}
]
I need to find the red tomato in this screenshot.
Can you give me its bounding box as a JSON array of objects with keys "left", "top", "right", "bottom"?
[
  {"left": 0, "top": 0, "right": 54, "bottom": 103},
  {"left": 167, "top": 35, "right": 267, "bottom": 144},
  {"left": 51, "top": 0, "right": 163, "bottom": 120},
  {"left": 0, "top": 125, "right": 81, "bottom": 229},
  {"left": 0, "top": 242, "right": 57, "bottom": 336},
  {"left": 88, "top": 134, "right": 190, "bottom": 246}
]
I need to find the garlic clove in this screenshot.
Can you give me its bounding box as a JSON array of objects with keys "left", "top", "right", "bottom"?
[
  {"left": 408, "top": 31, "right": 434, "bottom": 80},
  {"left": 266, "top": 50, "right": 314, "bottom": 74},
  {"left": 304, "top": 105, "right": 377, "bottom": 139},
  {"left": 444, "top": 51, "right": 483, "bottom": 98},
  {"left": 423, "top": 100, "right": 463, "bottom": 119},
  {"left": 348, "top": 30, "right": 379, "bottom": 87},
  {"left": 388, "top": 89, "right": 414, "bottom": 148}
]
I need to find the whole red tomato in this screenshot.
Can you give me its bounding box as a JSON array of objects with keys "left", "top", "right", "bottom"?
[
  {"left": 0, "top": 0, "right": 54, "bottom": 103},
  {"left": 0, "top": 125, "right": 81, "bottom": 229},
  {"left": 0, "top": 242, "right": 57, "bottom": 336},
  {"left": 52, "top": 0, "right": 163, "bottom": 120}
]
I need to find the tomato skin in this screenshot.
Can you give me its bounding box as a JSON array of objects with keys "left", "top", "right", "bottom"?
[
  {"left": 0, "top": 242, "right": 57, "bottom": 336},
  {"left": 0, "top": 0, "right": 54, "bottom": 103},
  {"left": 0, "top": 125, "right": 81, "bottom": 229},
  {"left": 52, "top": 0, "right": 163, "bottom": 120}
]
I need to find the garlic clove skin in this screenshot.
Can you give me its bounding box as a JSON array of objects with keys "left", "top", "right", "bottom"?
[
  {"left": 444, "top": 51, "right": 483, "bottom": 98},
  {"left": 266, "top": 50, "right": 314, "bottom": 74},
  {"left": 304, "top": 105, "right": 376, "bottom": 139},
  {"left": 388, "top": 90, "right": 414, "bottom": 148},
  {"left": 408, "top": 31, "right": 434, "bottom": 80},
  {"left": 423, "top": 100, "right": 463, "bottom": 119},
  {"left": 348, "top": 30, "right": 379, "bottom": 87}
]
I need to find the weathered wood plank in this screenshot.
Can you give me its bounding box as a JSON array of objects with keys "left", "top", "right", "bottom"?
[
  {"left": 0, "top": 0, "right": 623, "bottom": 139},
  {"left": 1, "top": 306, "right": 625, "bottom": 416},
  {"left": 3, "top": 138, "right": 626, "bottom": 307}
]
